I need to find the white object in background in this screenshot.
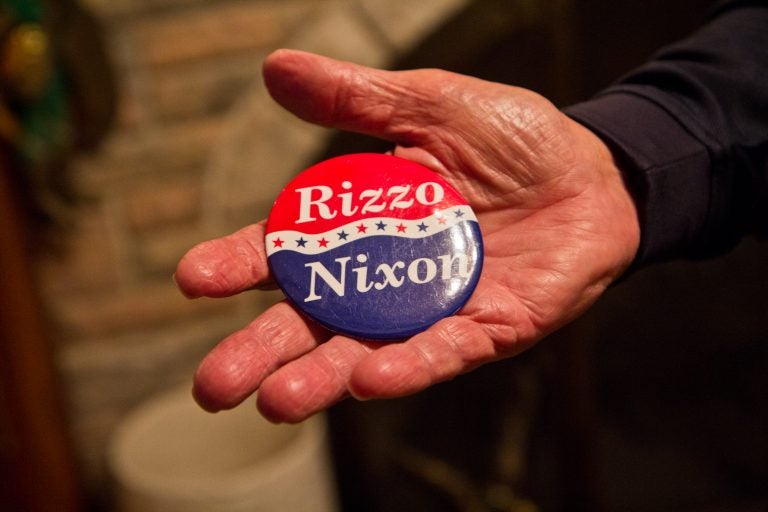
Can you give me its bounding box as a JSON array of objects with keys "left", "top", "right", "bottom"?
[{"left": 108, "top": 383, "right": 338, "bottom": 512}]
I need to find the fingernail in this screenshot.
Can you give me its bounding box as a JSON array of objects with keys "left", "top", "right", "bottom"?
[
  {"left": 348, "top": 383, "right": 372, "bottom": 401},
  {"left": 172, "top": 273, "right": 199, "bottom": 299},
  {"left": 191, "top": 384, "right": 220, "bottom": 413}
]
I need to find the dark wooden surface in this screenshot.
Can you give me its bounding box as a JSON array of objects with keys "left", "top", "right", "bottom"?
[{"left": 0, "top": 152, "right": 82, "bottom": 512}]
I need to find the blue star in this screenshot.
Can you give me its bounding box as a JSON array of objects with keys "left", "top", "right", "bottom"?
[
  {"left": 296, "top": 237, "right": 307, "bottom": 248},
  {"left": 417, "top": 222, "right": 428, "bottom": 232},
  {"left": 454, "top": 209, "right": 465, "bottom": 218},
  {"left": 375, "top": 221, "right": 387, "bottom": 231},
  {"left": 337, "top": 230, "right": 349, "bottom": 240}
]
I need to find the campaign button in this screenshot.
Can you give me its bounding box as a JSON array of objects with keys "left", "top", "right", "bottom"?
[{"left": 265, "top": 153, "right": 483, "bottom": 341}]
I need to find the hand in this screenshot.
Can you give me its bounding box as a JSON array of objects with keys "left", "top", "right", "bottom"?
[{"left": 175, "top": 50, "right": 640, "bottom": 423}]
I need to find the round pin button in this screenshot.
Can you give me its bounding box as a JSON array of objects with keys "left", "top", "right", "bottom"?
[{"left": 265, "top": 153, "right": 483, "bottom": 341}]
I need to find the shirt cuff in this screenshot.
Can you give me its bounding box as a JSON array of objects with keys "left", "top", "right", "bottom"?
[{"left": 564, "top": 90, "right": 714, "bottom": 268}]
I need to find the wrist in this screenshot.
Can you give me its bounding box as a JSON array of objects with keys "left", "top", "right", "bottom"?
[{"left": 567, "top": 115, "right": 642, "bottom": 280}]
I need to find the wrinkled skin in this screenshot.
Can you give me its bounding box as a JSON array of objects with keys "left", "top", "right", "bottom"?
[{"left": 175, "top": 50, "right": 640, "bottom": 423}]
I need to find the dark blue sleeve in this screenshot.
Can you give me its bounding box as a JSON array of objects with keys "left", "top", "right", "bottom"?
[{"left": 564, "top": 1, "right": 768, "bottom": 267}]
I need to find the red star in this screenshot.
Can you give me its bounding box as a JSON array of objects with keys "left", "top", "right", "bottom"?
[
  {"left": 318, "top": 237, "right": 329, "bottom": 248},
  {"left": 272, "top": 237, "right": 284, "bottom": 248},
  {"left": 437, "top": 216, "right": 448, "bottom": 225},
  {"left": 396, "top": 223, "right": 407, "bottom": 233},
  {"left": 356, "top": 223, "right": 368, "bottom": 233}
]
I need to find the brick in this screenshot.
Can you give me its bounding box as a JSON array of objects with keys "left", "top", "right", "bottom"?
[
  {"left": 112, "top": 80, "right": 147, "bottom": 131},
  {"left": 131, "top": 2, "right": 306, "bottom": 67},
  {"left": 358, "top": 0, "right": 468, "bottom": 52},
  {"left": 204, "top": 86, "right": 329, "bottom": 226},
  {"left": 133, "top": 225, "right": 214, "bottom": 277},
  {"left": 57, "top": 292, "right": 275, "bottom": 420},
  {"left": 59, "top": 312, "right": 250, "bottom": 413},
  {"left": 70, "top": 117, "right": 227, "bottom": 196},
  {"left": 287, "top": 1, "right": 390, "bottom": 67},
  {"left": 149, "top": 53, "right": 263, "bottom": 120},
  {"left": 123, "top": 178, "right": 202, "bottom": 231},
  {"left": 50, "top": 280, "right": 245, "bottom": 341},
  {"left": 34, "top": 207, "right": 120, "bottom": 296},
  {"left": 81, "top": 0, "right": 204, "bottom": 20}
]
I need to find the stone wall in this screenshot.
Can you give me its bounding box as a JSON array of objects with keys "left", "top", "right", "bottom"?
[{"left": 35, "top": 0, "right": 467, "bottom": 494}]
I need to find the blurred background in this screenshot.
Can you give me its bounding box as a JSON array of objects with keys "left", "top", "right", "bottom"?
[{"left": 1, "top": 0, "right": 766, "bottom": 511}]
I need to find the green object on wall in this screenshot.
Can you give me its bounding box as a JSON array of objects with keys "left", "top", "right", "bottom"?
[{"left": 1, "top": 0, "right": 72, "bottom": 168}]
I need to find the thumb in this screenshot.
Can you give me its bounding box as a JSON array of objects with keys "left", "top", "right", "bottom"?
[{"left": 262, "top": 49, "right": 452, "bottom": 146}]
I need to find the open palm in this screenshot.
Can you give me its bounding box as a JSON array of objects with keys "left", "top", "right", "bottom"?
[{"left": 175, "top": 50, "right": 639, "bottom": 423}]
